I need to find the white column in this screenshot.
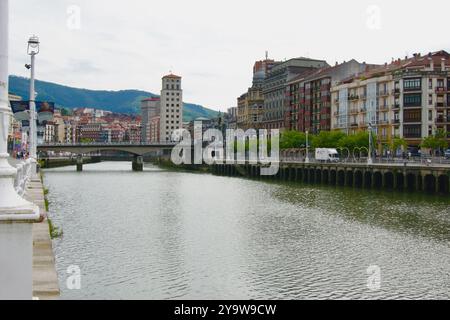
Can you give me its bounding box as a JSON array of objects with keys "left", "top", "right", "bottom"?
[{"left": 0, "top": 0, "right": 40, "bottom": 300}]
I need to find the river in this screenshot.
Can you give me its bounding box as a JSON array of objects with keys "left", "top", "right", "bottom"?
[{"left": 43, "top": 161, "right": 450, "bottom": 299}]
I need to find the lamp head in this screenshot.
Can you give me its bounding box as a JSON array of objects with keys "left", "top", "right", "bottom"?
[{"left": 27, "top": 35, "right": 40, "bottom": 55}]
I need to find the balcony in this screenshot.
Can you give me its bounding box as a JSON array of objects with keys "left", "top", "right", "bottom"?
[
  {"left": 360, "top": 93, "right": 367, "bottom": 100},
  {"left": 392, "top": 88, "right": 400, "bottom": 95},
  {"left": 348, "top": 94, "right": 359, "bottom": 101},
  {"left": 350, "top": 122, "right": 358, "bottom": 127},
  {"left": 349, "top": 108, "right": 359, "bottom": 115},
  {"left": 436, "top": 102, "right": 447, "bottom": 109},
  {"left": 393, "top": 103, "right": 400, "bottom": 109},
  {"left": 333, "top": 111, "right": 340, "bottom": 116},
  {"left": 360, "top": 107, "right": 367, "bottom": 113},
  {"left": 378, "top": 90, "right": 389, "bottom": 97},
  {"left": 436, "top": 117, "right": 450, "bottom": 124},
  {"left": 378, "top": 120, "right": 390, "bottom": 125},
  {"left": 359, "top": 121, "right": 368, "bottom": 127},
  {"left": 436, "top": 86, "right": 447, "bottom": 94},
  {"left": 379, "top": 105, "right": 389, "bottom": 111}
]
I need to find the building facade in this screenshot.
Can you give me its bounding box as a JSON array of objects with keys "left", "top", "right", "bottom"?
[
  {"left": 160, "top": 74, "right": 183, "bottom": 142},
  {"left": 331, "top": 51, "right": 450, "bottom": 149},
  {"left": 286, "top": 60, "right": 374, "bottom": 133},
  {"left": 140, "top": 97, "right": 160, "bottom": 143},
  {"left": 262, "top": 57, "right": 329, "bottom": 130}
]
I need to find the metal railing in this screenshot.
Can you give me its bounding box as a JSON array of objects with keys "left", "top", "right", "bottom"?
[{"left": 38, "top": 141, "right": 177, "bottom": 147}]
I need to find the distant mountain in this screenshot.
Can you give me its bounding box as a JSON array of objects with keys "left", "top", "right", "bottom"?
[{"left": 8, "top": 75, "right": 219, "bottom": 122}]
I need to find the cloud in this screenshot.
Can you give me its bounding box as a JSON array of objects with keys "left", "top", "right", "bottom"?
[{"left": 8, "top": 0, "right": 450, "bottom": 112}]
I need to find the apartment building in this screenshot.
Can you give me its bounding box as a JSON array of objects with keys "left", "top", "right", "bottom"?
[
  {"left": 331, "top": 50, "right": 450, "bottom": 149},
  {"left": 236, "top": 58, "right": 275, "bottom": 130},
  {"left": 262, "top": 57, "right": 329, "bottom": 130},
  {"left": 141, "top": 97, "right": 160, "bottom": 143},
  {"left": 286, "top": 60, "right": 373, "bottom": 133}
]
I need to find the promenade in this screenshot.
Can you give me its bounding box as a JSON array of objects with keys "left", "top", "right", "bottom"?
[{"left": 8, "top": 158, "right": 60, "bottom": 299}]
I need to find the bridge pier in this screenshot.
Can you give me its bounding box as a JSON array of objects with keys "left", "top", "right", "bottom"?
[
  {"left": 132, "top": 156, "right": 144, "bottom": 172},
  {"left": 76, "top": 155, "right": 83, "bottom": 172}
]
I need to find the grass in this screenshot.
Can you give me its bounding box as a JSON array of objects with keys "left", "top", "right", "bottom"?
[
  {"left": 47, "top": 218, "right": 63, "bottom": 239},
  {"left": 42, "top": 184, "right": 63, "bottom": 239}
]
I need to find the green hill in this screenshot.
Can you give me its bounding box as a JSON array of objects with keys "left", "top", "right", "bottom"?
[{"left": 8, "top": 75, "right": 219, "bottom": 122}]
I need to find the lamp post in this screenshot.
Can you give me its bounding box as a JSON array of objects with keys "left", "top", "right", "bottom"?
[
  {"left": 305, "top": 130, "right": 310, "bottom": 163},
  {"left": 0, "top": 0, "right": 40, "bottom": 300},
  {"left": 368, "top": 123, "right": 373, "bottom": 165},
  {"left": 27, "top": 35, "right": 39, "bottom": 175}
]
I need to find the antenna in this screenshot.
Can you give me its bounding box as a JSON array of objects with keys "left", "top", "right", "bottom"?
[{"left": 265, "top": 51, "right": 268, "bottom": 60}]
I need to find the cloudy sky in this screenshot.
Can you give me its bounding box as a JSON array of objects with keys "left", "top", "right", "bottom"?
[{"left": 9, "top": 0, "right": 450, "bottom": 111}]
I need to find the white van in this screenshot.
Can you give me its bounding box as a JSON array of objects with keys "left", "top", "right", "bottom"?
[{"left": 315, "top": 148, "right": 339, "bottom": 162}]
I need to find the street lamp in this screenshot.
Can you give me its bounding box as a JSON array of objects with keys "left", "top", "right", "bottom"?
[
  {"left": 27, "top": 35, "right": 39, "bottom": 175},
  {"left": 368, "top": 123, "right": 373, "bottom": 165},
  {"left": 305, "top": 130, "right": 310, "bottom": 163}
]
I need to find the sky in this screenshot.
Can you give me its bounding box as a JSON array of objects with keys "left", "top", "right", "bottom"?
[{"left": 8, "top": 0, "right": 450, "bottom": 112}]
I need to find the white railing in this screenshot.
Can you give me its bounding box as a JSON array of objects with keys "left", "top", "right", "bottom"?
[{"left": 13, "top": 158, "right": 33, "bottom": 197}]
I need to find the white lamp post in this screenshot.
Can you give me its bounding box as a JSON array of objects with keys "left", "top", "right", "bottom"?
[
  {"left": 27, "top": 35, "right": 39, "bottom": 175},
  {"left": 368, "top": 123, "right": 373, "bottom": 165},
  {"left": 0, "top": 0, "right": 40, "bottom": 300},
  {"left": 305, "top": 130, "right": 310, "bottom": 163}
]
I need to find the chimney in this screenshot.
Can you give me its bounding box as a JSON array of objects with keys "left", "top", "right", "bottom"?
[
  {"left": 429, "top": 57, "right": 434, "bottom": 70},
  {"left": 441, "top": 58, "right": 446, "bottom": 71}
]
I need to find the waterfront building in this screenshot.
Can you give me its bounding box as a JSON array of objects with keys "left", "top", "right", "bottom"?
[
  {"left": 43, "top": 121, "right": 55, "bottom": 143},
  {"left": 286, "top": 60, "right": 374, "bottom": 133},
  {"left": 140, "top": 97, "right": 160, "bottom": 143},
  {"left": 237, "top": 58, "right": 275, "bottom": 130},
  {"left": 149, "top": 115, "right": 160, "bottom": 143},
  {"left": 330, "top": 50, "right": 450, "bottom": 149},
  {"left": 226, "top": 107, "right": 237, "bottom": 130},
  {"left": 262, "top": 57, "right": 329, "bottom": 130},
  {"left": 160, "top": 74, "right": 183, "bottom": 142}
]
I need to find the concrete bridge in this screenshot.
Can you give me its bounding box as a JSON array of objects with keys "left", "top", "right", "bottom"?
[
  {"left": 37, "top": 142, "right": 176, "bottom": 171},
  {"left": 212, "top": 162, "right": 450, "bottom": 194}
]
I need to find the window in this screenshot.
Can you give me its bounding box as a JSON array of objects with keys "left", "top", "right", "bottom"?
[
  {"left": 403, "top": 125, "right": 421, "bottom": 138},
  {"left": 403, "top": 110, "right": 421, "bottom": 123},
  {"left": 429, "top": 79, "right": 433, "bottom": 89},
  {"left": 403, "top": 78, "right": 421, "bottom": 90},
  {"left": 429, "top": 94, "right": 433, "bottom": 105},
  {"left": 404, "top": 94, "right": 422, "bottom": 107}
]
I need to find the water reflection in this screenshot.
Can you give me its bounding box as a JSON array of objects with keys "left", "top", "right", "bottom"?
[{"left": 44, "top": 162, "right": 450, "bottom": 300}]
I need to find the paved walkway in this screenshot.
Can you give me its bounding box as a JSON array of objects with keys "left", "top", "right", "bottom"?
[{"left": 23, "top": 174, "right": 60, "bottom": 300}]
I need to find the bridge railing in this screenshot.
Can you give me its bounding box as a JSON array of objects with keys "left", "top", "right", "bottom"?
[
  {"left": 12, "top": 158, "right": 33, "bottom": 197},
  {"left": 38, "top": 142, "right": 177, "bottom": 147}
]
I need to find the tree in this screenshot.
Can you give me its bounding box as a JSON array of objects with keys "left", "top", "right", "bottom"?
[
  {"left": 390, "top": 136, "right": 407, "bottom": 154},
  {"left": 421, "top": 129, "right": 448, "bottom": 155},
  {"left": 280, "top": 130, "right": 306, "bottom": 149},
  {"left": 311, "top": 131, "right": 346, "bottom": 149}
]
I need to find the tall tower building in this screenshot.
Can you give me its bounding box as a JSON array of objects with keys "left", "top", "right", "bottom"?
[{"left": 160, "top": 74, "right": 183, "bottom": 142}]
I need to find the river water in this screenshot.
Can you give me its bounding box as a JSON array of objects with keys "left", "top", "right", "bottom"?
[{"left": 43, "top": 161, "right": 450, "bottom": 299}]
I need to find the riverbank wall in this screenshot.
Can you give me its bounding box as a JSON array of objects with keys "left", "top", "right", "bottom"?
[
  {"left": 210, "top": 162, "right": 450, "bottom": 195},
  {"left": 39, "top": 156, "right": 101, "bottom": 169}
]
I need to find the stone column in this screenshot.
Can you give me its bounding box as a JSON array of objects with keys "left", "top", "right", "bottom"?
[{"left": 0, "top": 0, "right": 40, "bottom": 299}]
